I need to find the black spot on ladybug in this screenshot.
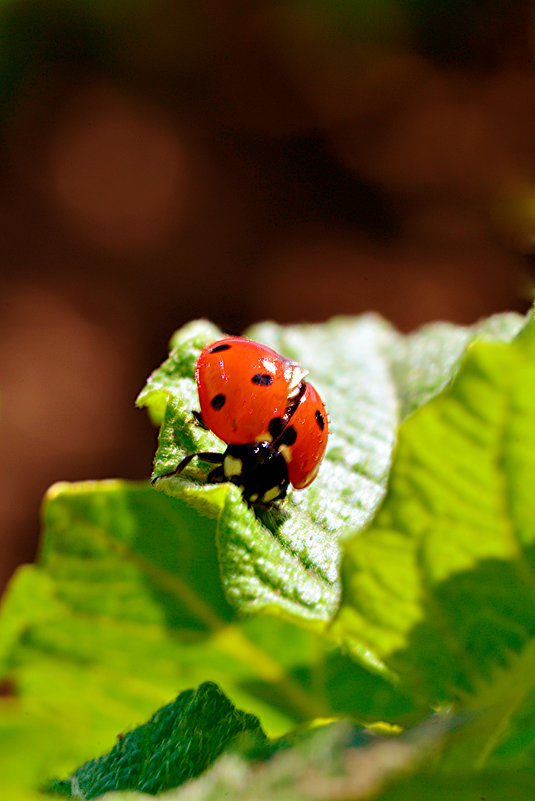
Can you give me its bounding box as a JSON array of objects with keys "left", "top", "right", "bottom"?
[
  {"left": 252, "top": 374, "right": 273, "bottom": 386},
  {"left": 210, "top": 343, "right": 231, "bottom": 353},
  {"left": 269, "top": 417, "right": 283, "bottom": 438},
  {"left": 315, "top": 410, "right": 325, "bottom": 430},
  {"left": 280, "top": 425, "right": 297, "bottom": 446},
  {"left": 211, "top": 393, "right": 226, "bottom": 410}
]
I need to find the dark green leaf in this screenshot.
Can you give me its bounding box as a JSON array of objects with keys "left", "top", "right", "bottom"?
[
  {"left": 49, "top": 682, "right": 266, "bottom": 798},
  {"left": 96, "top": 714, "right": 452, "bottom": 801}
]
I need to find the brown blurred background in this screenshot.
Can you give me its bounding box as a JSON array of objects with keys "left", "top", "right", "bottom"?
[{"left": 1, "top": 0, "right": 534, "bottom": 591}]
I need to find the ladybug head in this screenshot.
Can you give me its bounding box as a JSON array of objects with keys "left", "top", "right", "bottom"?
[{"left": 222, "top": 442, "right": 289, "bottom": 505}]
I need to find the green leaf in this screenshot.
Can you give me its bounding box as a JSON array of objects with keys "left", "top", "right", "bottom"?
[
  {"left": 93, "top": 769, "right": 535, "bottom": 801},
  {"left": 388, "top": 312, "right": 524, "bottom": 419},
  {"left": 76, "top": 708, "right": 535, "bottom": 801},
  {"left": 49, "top": 682, "right": 266, "bottom": 798},
  {"left": 138, "top": 313, "right": 524, "bottom": 627},
  {"left": 1, "top": 310, "right": 529, "bottom": 798},
  {"left": 378, "top": 768, "right": 535, "bottom": 801},
  {"left": 94, "top": 714, "right": 453, "bottom": 801},
  {"left": 336, "top": 313, "right": 535, "bottom": 766},
  {"left": 138, "top": 316, "right": 400, "bottom": 625},
  {"left": 0, "top": 480, "right": 414, "bottom": 795}
]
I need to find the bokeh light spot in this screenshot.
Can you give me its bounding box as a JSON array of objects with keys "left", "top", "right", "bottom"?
[{"left": 48, "top": 84, "right": 188, "bottom": 253}]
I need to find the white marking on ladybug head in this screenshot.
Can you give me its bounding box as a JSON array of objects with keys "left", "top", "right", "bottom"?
[
  {"left": 262, "top": 485, "right": 282, "bottom": 503},
  {"left": 224, "top": 455, "right": 243, "bottom": 478}
]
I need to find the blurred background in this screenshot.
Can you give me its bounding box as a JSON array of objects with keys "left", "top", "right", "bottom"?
[{"left": 1, "top": 0, "right": 534, "bottom": 590}]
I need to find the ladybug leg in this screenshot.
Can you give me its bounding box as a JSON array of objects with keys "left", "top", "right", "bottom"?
[
  {"left": 196, "top": 452, "right": 225, "bottom": 464},
  {"left": 206, "top": 464, "right": 225, "bottom": 484},
  {"left": 192, "top": 410, "right": 208, "bottom": 430},
  {"left": 151, "top": 451, "right": 223, "bottom": 485}
]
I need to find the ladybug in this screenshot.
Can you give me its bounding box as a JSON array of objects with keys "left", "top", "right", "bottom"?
[{"left": 153, "top": 336, "right": 328, "bottom": 506}]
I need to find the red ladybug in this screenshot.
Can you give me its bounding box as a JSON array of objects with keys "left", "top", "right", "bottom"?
[{"left": 153, "top": 336, "right": 328, "bottom": 505}]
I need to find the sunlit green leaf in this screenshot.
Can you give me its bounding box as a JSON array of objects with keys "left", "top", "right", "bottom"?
[
  {"left": 138, "top": 313, "right": 523, "bottom": 626},
  {"left": 0, "top": 309, "right": 528, "bottom": 799},
  {"left": 0, "top": 481, "right": 413, "bottom": 795},
  {"left": 336, "top": 313, "right": 535, "bottom": 767}
]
